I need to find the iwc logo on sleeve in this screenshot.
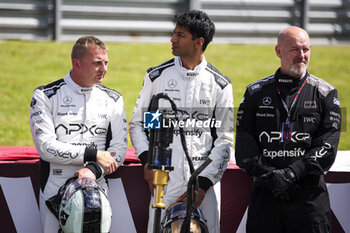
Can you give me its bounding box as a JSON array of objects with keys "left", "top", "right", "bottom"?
[{"left": 30, "top": 98, "right": 37, "bottom": 108}]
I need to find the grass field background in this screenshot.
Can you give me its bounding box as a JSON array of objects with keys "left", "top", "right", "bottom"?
[{"left": 0, "top": 41, "right": 349, "bottom": 150}]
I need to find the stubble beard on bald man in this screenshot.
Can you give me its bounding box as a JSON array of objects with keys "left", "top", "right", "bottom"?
[{"left": 290, "top": 62, "right": 308, "bottom": 78}]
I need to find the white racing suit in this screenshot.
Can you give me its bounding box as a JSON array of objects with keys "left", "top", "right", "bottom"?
[
  {"left": 30, "top": 71, "right": 127, "bottom": 233},
  {"left": 129, "top": 56, "right": 234, "bottom": 233}
]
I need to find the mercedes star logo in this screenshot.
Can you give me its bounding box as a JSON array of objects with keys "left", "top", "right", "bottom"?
[
  {"left": 262, "top": 97, "right": 272, "bottom": 105},
  {"left": 63, "top": 96, "right": 72, "bottom": 104},
  {"left": 168, "top": 79, "right": 177, "bottom": 88}
]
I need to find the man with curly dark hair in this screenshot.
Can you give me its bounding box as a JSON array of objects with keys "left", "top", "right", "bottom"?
[
  {"left": 130, "top": 9, "right": 234, "bottom": 233},
  {"left": 173, "top": 9, "right": 215, "bottom": 52}
]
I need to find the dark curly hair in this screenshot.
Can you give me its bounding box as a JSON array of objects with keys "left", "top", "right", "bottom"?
[{"left": 173, "top": 10, "right": 215, "bottom": 52}]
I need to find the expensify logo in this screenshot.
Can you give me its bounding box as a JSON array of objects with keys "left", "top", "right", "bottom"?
[{"left": 263, "top": 148, "right": 305, "bottom": 159}]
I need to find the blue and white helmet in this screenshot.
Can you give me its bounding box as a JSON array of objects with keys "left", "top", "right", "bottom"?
[
  {"left": 161, "top": 202, "right": 208, "bottom": 233},
  {"left": 59, "top": 177, "right": 112, "bottom": 233}
]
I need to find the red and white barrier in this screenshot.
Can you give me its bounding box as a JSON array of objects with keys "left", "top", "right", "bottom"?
[{"left": 0, "top": 147, "right": 349, "bottom": 233}]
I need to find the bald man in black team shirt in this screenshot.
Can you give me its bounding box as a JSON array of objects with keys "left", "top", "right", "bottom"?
[{"left": 235, "top": 26, "right": 341, "bottom": 233}]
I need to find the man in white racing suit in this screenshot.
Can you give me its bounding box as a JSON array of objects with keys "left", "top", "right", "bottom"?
[
  {"left": 30, "top": 36, "right": 127, "bottom": 233},
  {"left": 129, "top": 10, "right": 234, "bottom": 233}
]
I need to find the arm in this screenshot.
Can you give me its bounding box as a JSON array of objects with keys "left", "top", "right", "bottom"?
[
  {"left": 106, "top": 95, "right": 128, "bottom": 168},
  {"left": 235, "top": 88, "right": 276, "bottom": 177},
  {"left": 288, "top": 89, "right": 341, "bottom": 179},
  {"left": 30, "top": 88, "right": 95, "bottom": 165},
  {"left": 85, "top": 95, "right": 128, "bottom": 178},
  {"left": 129, "top": 73, "right": 153, "bottom": 165},
  {"left": 129, "top": 73, "right": 155, "bottom": 194},
  {"left": 198, "top": 82, "right": 234, "bottom": 189},
  {"left": 30, "top": 88, "right": 120, "bottom": 179}
]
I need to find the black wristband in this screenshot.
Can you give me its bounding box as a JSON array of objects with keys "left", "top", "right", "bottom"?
[
  {"left": 139, "top": 151, "right": 148, "bottom": 166},
  {"left": 84, "top": 148, "right": 98, "bottom": 163},
  {"left": 198, "top": 176, "right": 213, "bottom": 192},
  {"left": 85, "top": 162, "right": 103, "bottom": 179}
]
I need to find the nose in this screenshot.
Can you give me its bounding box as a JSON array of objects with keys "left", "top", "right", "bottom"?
[
  {"left": 297, "top": 49, "right": 304, "bottom": 58},
  {"left": 171, "top": 34, "right": 177, "bottom": 43},
  {"left": 101, "top": 63, "right": 107, "bottom": 73}
]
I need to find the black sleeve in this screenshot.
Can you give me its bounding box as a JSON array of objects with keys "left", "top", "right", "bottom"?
[
  {"left": 138, "top": 151, "right": 149, "bottom": 166},
  {"left": 198, "top": 176, "right": 213, "bottom": 192},
  {"left": 83, "top": 148, "right": 98, "bottom": 163},
  {"left": 85, "top": 162, "right": 103, "bottom": 179},
  {"left": 289, "top": 89, "right": 341, "bottom": 179},
  {"left": 235, "top": 88, "right": 276, "bottom": 177}
]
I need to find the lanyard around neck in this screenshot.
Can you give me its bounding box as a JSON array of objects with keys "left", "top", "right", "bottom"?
[{"left": 276, "top": 78, "right": 308, "bottom": 120}]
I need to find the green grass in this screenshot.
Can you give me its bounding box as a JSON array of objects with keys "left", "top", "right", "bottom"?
[{"left": 0, "top": 41, "right": 349, "bottom": 150}]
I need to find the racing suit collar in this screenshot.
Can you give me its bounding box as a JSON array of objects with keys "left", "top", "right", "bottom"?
[
  {"left": 174, "top": 56, "right": 207, "bottom": 79},
  {"left": 65, "top": 70, "right": 94, "bottom": 94},
  {"left": 275, "top": 68, "right": 309, "bottom": 106},
  {"left": 275, "top": 68, "right": 308, "bottom": 87}
]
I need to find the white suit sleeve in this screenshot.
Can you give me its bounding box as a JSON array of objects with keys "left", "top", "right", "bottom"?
[
  {"left": 129, "top": 73, "right": 153, "bottom": 158},
  {"left": 107, "top": 96, "right": 128, "bottom": 167},
  {"left": 200, "top": 83, "right": 234, "bottom": 185},
  {"left": 30, "top": 88, "right": 87, "bottom": 165}
]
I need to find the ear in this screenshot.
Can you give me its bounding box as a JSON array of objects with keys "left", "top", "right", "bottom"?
[
  {"left": 72, "top": 58, "right": 80, "bottom": 70},
  {"left": 195, "top": 37, "right": 205, "bottom": 50},
  {"left": 275, "top": 45, "right": 282, "bottom": 58}
]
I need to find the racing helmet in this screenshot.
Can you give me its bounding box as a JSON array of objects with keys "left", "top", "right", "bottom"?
[
  {"left": 161, "top": 202, "right": 208, "bottom": 233},
  {"left": 58, "top": 177, "right": 112, "bottom": 233}
]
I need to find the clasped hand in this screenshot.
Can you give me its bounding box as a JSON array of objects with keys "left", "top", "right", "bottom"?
[
  {"left": 97, "top": 150, "right": 117, "bottom": 175},
  {"left": 261, "top": 168, "right": 299, "bottom": 202},
  {"left": 176, "top": 188, "right": 206, "bottom": 207}
]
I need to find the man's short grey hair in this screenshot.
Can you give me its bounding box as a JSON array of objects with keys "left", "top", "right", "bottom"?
[{"left": 71, "top": 36, "right": 108, "bottom": 60}]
